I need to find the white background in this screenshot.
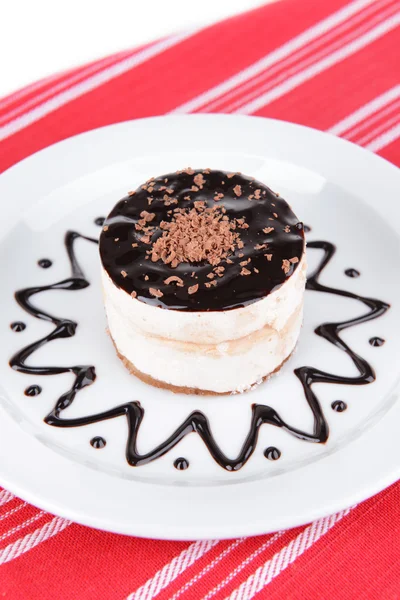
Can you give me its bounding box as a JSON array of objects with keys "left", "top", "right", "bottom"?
[{"left": 1, "top": 0, "right": 274, "bottom": 98}]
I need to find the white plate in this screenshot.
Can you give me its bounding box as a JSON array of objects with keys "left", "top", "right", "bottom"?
[{"left": 0, "top": 115, "right": 399, "bottom": 540}]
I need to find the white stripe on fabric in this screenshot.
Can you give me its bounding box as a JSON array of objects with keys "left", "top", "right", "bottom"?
[
  {"left": 203, "top": 532, "right": 284, "bottom": 600},
  {"left": 205, "top": 0, "right": 392, "bottom": 114},
  {"left": 0, "top": 491, "right": 15, "bottom": 507},
  {"left": 234, "top": 13, "right": 400, "bottom": 115},
  {"left": 126, "top": 539, "right": 219, "bottom": 600},
  {"left": 0, "top": 502, "right": 27, "bottom": 522},
  {"left": 356, "top": 111, "right": 400, "bottom": 146},
  {"left": 169, "top": 538, "right": 246, "bottom": 600},
  {"left": 0, "top": 516, "right": 70, "bottom": 565},
  {"left": 0, "top": 72, "right": 63, "bottom": 111},
  {"left": 365, "top": 122, "right": 400, "bottom": 152},
  {"left": 0, "top": 48, "right": 141, "bottom": 126},
  {"left": 0, "top": 511, "right": 46, "bottom": 543},
  {"left": 343, "top": 98, "right": 400, "bottom": 142},
  {"left": 0, "top": 29, "right": 199, "bottom": 142},
  {"left": 226, "top": 508, "right": 352, "bottom": 600},
  {"left": 328, "top": 84, "right": 400, "bottom": 135},
  {"left": 170, "top": 0, "right": 378, "bottom": 114}
]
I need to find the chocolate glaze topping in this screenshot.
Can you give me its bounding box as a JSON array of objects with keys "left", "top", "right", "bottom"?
[
  {"left": 9, "top": 230, "right": 390, "bottom": 471},
  {"left": 99, "top": 169, "right": 305, "bottom": 311}
]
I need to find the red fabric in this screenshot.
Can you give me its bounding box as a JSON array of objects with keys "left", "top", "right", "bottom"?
[{"left": 1, "top": 0, "right": 400, "bottom": 598}]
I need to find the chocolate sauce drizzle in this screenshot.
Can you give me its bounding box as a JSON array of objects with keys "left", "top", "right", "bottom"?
[
  {"left": 9, "top": 234, "right": 390, "bottom": 471},
  {"left": 38, "top": 259, "right": 52, "bottom": 269},
  {"left": 174, "top": 457, "right": 189, "bottom": 470},
  {"left": 90, "top": 436, "right": 106, "bottom": 449},
  {"left": 24, "top": 385, "right": 42, "bottom": 397},
  {"left": 369, "top": 337, "right": 385, "bottom": 347},
  {"left": 345, "top": 268, "right": 360, "bottom": 278},
  {"left": 331, "top": 400, "right": 347, "bottom": 412},
  {"left": 10, "top": 321, "right": 26, "bottom": 332},
  {"left": 264, "top": 447, "right": 281, "bottom": 460},
  {"left": 10, "top": 232, "right": 98, "bottom": 418}
]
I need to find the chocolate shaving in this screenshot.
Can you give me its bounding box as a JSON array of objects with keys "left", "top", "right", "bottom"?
[
  {"left": 193, "top": 174, "right": 205, "bottom": 189},
  {"left": 149, "top": 288, "right": 163, "bottom": 298},
  {"left": 140, "top": 211, "right": 155, "bottom": 222},
  {"left": 282, "top": 259, "right": 291, "bottom": 274},
  {"left": 164, "top": 276, "right": 184, "bottom": 287},
  {"left": 150, "top": 206, "right": 242, "bottom": 267}
]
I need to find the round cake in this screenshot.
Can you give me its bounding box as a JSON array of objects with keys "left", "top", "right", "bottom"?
[{"left": 99, "top": 168, "right": 306, "bottom": 394}]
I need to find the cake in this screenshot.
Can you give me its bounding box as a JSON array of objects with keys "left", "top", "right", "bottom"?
[{"left": 99, "top": 168, "right": 306, "bottom": 394}]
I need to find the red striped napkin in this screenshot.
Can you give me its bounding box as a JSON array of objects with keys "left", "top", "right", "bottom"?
[{"left": 1, "top": 0, "right": 399, "bottom": 597}]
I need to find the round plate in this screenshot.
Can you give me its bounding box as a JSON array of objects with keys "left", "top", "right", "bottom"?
[{"left": 0, "top": 115, "right": 399, "bottom": 540}]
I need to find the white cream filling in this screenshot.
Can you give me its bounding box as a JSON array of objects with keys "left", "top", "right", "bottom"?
[
  {"left": 106, "top": 299, "right": 303, "bottom": 393},
  {"left": 101, "top": 254, "right": 306, "bottom": 393},
  {"left": 101, "top": 254, "right": 306, "bottom": 344}
]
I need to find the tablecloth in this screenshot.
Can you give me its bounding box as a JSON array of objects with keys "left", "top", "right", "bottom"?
[{"left": 0, "top": 0, "right": 399, "bottom": 598}]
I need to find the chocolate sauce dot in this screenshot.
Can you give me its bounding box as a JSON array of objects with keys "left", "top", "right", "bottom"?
[
  {"left": 345, "top": 268, "right": 360, "bottom": 278},
  {"left": 332, "top": 400, "right": 347, "bottom": 412},
  {"left": 303, "top": 224, "right": 311, "bottom": 233},
  {"left": 90, "top": 436, "right": 106, "bottom": 449},
  {"left": 369, "top": 337, "right": 385, "bottom": 347},
  {"left": 94, "top": 217, "right": 105, "bottom": 226},
  {"left": 24, "top": 385, "right": 42, "bottom": 397},
  {"left": 174, "top": 457, "right": 189, "bottom": 470},
  {"left": 10, "top": 321, "right": 26, "bottom": 332},
  {"left": 38, "top": 259, "right": 52, "bottom": 269},
  {"left": 264, "top": 447, "right": 281, "bottom": 461}
]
